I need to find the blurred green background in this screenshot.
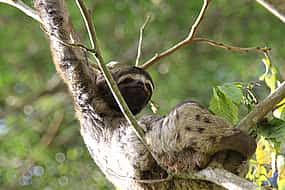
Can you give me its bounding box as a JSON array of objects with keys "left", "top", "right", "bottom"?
[{"left": 0, "top": 0, "right": 284, "bottom": 189}]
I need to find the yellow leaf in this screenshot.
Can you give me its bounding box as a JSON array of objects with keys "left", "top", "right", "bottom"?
[
  {"left": 256, "top": 137, "right": 274, "bottom": 164},
  {"left": 278, "top": 179, "right": 285, "bottom": 190}
]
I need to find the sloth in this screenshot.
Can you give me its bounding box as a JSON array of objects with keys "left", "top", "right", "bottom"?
[{"left": 92, "top": 65, "right": 256, "bottom": 174}]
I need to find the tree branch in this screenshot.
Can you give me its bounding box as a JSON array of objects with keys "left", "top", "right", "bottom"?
[
  {"left": 41, "top": 27, "right": 97, "bottom": 53},
  {"left": 193, "top": 37, "right": 271, "bottom": 53},
  {"left": 256, "top": 0, "right": 285, "bottom": 23},
  {"left": 192, "top": 167, "right": 260, "bottom": 190},
  {"left": 75, "top": 0, "right": 104, "bottom": 64},
  {"left": 141, "top": 0, "right": 211, "bottom": 69},
  {"left": 0, "top": 0, "right": 43, "bottom": 24},
  {"left": 135, "top": 15, "right": 151, "bottom": 67},
  {"left": 238, "top": 81, "right": 285, "bottom": 131},
  {"left": 100, "top": 166, "right": 260, "bottom": 190}
]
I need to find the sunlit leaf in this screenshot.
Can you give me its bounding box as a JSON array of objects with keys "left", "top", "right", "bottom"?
[
  {"left": 259, "top": 55, "right": 278, "bottom": 93},
  {"left": 278, "top": 179, "right": 285, "bottom": 190},
  {"left": 256, "top": 137, "right": 273, "bottom": 165},
  {"left": 209, "top": 87, "right": 239, "bottom": 124}
]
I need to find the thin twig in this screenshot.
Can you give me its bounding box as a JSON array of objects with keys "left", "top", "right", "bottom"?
[
  {"left": 0, "top": 0, "right": 43, "bottom": 24},
  {"left": 75, "top": 0, "right": 104, "bottom": 63},
  {"left": 41, "top": 27, "right": 96, "bottom": 53},
  {"left": 193, "top": 37, "right": 271, "bottom": 53},
  {"left": 135, "top": 15, "right": 151, "bottom": 67},
  {"left": 238, "top": 81, "right": 285, "bottom": 131},
  {"left": 256, "top": 0, "right": 285, "bottom": 24},
  {"left": 141, "top": 0, "right": 211, "bottom": 69}
]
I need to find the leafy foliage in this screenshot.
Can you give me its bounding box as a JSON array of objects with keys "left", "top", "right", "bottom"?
[
  {"left": 208, "top": 52, "right": 285, "bottom": 189},
  {"left": 258, "top": 118, "right": 285, "bottom": 146},
  {"left": 209, "top": 82, "right": 259, "bottom": 124},
  {"left": 253, "top": 55, "right": 285, "bottom": 189},
  {"left": 260, "top": 55, "right": 285, "bottom": 119}
]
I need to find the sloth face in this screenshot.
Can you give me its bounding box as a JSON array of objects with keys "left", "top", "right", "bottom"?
[{"left": 96, "top": 66, "right": 154, "bottom": 115}]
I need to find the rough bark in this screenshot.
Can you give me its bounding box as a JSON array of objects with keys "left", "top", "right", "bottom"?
[{"left": 34, "top": 0, "right": 257, "bottom": 189}]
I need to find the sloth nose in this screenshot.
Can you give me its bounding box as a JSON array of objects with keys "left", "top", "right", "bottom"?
[{"left": 138, "top": 81, "right": 150, "bottom": 93}]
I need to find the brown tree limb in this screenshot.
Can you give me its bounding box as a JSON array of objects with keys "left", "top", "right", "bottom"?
[
  {"left": 193, "top": 37, "right": 271, "bottom": 53},
  {"left": 193, "top": 167, "right": 260, "bottom": 190},
  {"left": 237, "top": 81, "right": 285, "bottom": 131},
  {"left": 140, "top": 0, "right": 272, "bottom": 70},
  {"left": 141, "top": 0, "right": 211, "bottom": 69},
  {"left": 98, "top": 166, "right": 260, "bottom": 190}
]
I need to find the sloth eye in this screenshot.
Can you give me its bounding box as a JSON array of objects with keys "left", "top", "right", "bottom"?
[{"left": 145, "top": 83, "right": 153, "bottom": 92}]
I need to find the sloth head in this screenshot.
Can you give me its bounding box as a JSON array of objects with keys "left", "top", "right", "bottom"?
[{"left": 96, "top": 66, "right": 154, "bottom": 116}]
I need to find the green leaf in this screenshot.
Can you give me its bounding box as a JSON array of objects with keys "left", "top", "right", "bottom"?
[
  {"left": 258, "top": 118, "right": 285, "bottom": 145},
  {"left": 209, "top": 87, "right": 239, "bottom": 124},
  {"left": 217, "top": 83, "right": 243, "bottom": 104}
]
